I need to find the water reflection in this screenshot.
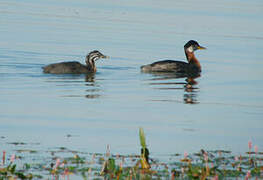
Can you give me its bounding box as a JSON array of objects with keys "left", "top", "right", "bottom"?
[
  {"left": 45, "top": 73, "right": 102, "bottom": 99},
  {"left": 85, "top": 73, "right": 101, "bottom": 99},
  {"left": 183, "top": 77, "right": 199, "bottom": 104},
  {"left": 145, "top": 72, "right": 200, "bottom": 104},
  {"left": 85, "top": 73, "right": 96, "bottom": 84}
]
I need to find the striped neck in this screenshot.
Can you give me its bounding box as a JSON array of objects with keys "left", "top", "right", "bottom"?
[{"left": 85, "top": 54, "right": 100, "bottom": 72}]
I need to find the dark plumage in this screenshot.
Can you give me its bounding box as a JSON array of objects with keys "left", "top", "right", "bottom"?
[
  {"left": 43, "top": 50, "right": 108, "bottom": 74},
  {"left": 141, "top": 40, "right": 206, "bottom": 75}
]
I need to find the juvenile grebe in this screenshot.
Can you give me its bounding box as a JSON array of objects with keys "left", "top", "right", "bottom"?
[
  {"left": 43, "top": 50, "right": 108, "bottom": 74},
  {"left": 141, "top": 40, "right": 206, "bottom": 74}
]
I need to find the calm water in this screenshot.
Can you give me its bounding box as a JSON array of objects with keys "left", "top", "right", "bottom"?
[{"left": 0, "top": 0, "right": 263, "bottom": 158}]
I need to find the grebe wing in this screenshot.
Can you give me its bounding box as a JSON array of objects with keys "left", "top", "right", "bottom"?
[
  {"left": 141, "top": 60, "right": 188, "bottom": 73},
  {"left": 43, "top": 61, "right": 88, "bottom": 74}
]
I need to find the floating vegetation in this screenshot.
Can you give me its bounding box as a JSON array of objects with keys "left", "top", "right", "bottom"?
[
  {"left": 1, "top": 129, "right": 263, "bottom": 179},
  {"left": 7, "top": 142, "right": 27, "bottom": 146},
  {"left": 0, "top": 154, "right": 42, "bottom": 179},
  {"left": 15, "top": 149, "right": 38, "bottom": 154}
]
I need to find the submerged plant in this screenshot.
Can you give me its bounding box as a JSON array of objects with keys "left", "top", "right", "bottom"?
[{"left": 139, "top": 127, "right": 150, "bottom": 169}]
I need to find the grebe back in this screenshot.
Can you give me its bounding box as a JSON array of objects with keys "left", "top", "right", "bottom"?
[{"left": 43, "top": 50, "right": 108, "bottom": 74}]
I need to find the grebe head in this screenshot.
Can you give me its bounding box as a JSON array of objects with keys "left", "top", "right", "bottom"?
[
  {"left": 85, "top": 50, "right": 108, "bottom": 72},
  {"left": 85, "top": 50, "right": 108, "bottom": 63},
  {"left": 184, "top": 40, "right": 206, "bottom": 53}
]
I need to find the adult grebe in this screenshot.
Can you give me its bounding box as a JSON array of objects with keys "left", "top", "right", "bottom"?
[
  {"left": 141, "top": 40, "right": 206, "bottom": 74},
  {"left": 43, "top": 50, "right": 108, "bottom": 74}
]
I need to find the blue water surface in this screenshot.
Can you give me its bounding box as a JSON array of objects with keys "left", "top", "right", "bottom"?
[{"left": 0, "top": 0, "right": 263, "bottom": 157}]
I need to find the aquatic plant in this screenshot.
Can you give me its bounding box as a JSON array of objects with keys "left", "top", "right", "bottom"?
[
  {"left": 1, "top": 134, "right": 262, "bottom": 179},
  {"left": 139, "top": 127, "right": 150, "bottom": 169},
  {"left": 0, "top": 153, "right": 41, "bottom": 179}
]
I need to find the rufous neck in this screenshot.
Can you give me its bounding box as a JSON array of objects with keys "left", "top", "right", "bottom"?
[{"left": 185, "top": 50, "right": 201, "bottom": 70}]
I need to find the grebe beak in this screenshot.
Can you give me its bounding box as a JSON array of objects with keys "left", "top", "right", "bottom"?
[
  {"left": 197, "top": 46, "right": 206, "bottom": 50},
  {"left": 101, "top": 55, "right": 110, "bottom": 59}
]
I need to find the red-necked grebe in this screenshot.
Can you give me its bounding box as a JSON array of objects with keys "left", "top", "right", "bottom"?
[
  {"left": 141, "top": 40, "right": 206, "bottom": 74},
  {"left": 43, "top": 50, "right": 108, "bottom": 74}
]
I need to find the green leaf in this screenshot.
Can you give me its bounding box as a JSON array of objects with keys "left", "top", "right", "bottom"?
[
  {"left": 24, "top": 163, "right": 31, "bottom": 170},
  {"left": 108, "top": 158, "right": 116, "bottom": 172},
  {"left": 139, "top": 127, "right": 146, "bottom": 149},
  {"left": 15, "top": 172, "right": 26, "bottom": 179},
  {"left": 10, "top": 164, "right": 16, "bottom": 174}
]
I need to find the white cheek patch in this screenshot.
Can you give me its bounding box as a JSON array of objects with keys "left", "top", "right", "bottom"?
[
  {"left": 90, "top": 54, "right": 99, "bottom": 61},
  {"left": 187, "top": 46, "right": 194, "bottom": 53},
  {"left": 93, "top": 57, "right": 99, "bottom": 61}
]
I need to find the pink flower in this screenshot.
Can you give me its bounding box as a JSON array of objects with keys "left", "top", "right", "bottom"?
[
  {"left": 54, "top": 158, "right": 60, "bottom": 169},
  {"left": 203, "top": 153, "right": 208, "bottom": 162},
  {"left": 184, "top": 151, "right": 188, "bottom": 159},
  {"left": 60, "top": 163, "right": 65, "bottom": 168},
  {"left": 234, "top": 156, "right": 239, "bottom": 162},
  {"left": 212, "top": 174, "right": 218, "bottom": 180},
  {"left": 245, "top": 170, "right": 251, "bottom": 180},
  {"left": 171, "top": 171, "right": 175, "bottom": 180},
  {"left": 181, "top": 167, "right": 185, "bottom": 174},
  {"left": 2, "top": 151, "right": 6, "bottom": 165},
  {"left": 254, "top": 145, "right": 258, "bottom": 154},
  {"left": 10, "top": 154, "right": 15, "bottom": 163},
  {"left": 63, "top": 168, "right": 69, "bottom": 176},
  {"left": 248, "top": 141, "right": 252, "bottom": 149}
]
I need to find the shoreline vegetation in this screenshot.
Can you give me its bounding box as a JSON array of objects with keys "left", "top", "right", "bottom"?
[{"left": 0, "top": 128, "right": 262, "bottom": 179}]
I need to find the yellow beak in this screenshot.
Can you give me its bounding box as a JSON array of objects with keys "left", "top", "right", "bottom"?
[{"left": 198, "top": 46, "right": 206, "bottom": 50}]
